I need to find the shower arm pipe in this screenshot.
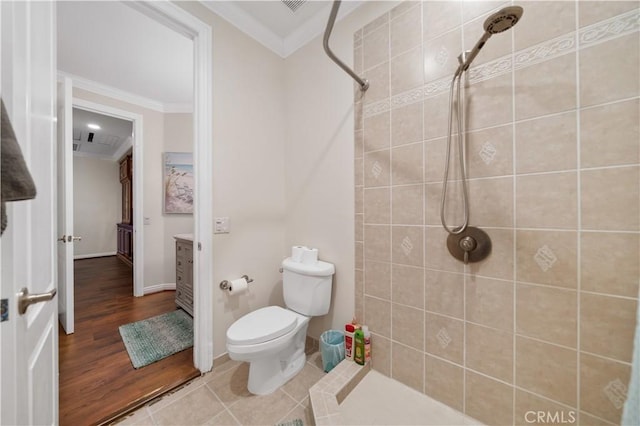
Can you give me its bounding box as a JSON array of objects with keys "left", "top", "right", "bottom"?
[{"left": 323, "top": 0, "right": 369, "bottom": 91}]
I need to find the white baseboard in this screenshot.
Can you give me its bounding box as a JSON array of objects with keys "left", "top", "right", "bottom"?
[
  {"left": 144, "top": 283, "right": 176, "bottom": 294},
  {"left": 74, "top": 251, "right": 117, "bottom": 260}
]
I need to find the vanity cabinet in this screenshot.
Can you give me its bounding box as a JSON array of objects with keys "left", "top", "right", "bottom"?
[{"left": 175, "top": 237, "right": 193, "bottom": 316}]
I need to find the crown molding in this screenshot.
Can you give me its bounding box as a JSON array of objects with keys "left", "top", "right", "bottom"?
[{"left": 57, "top": 71, "right": 193, "bottom": 113}]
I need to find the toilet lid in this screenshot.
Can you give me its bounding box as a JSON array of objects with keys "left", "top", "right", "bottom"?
[{"left": 227, "top": 306, "right": 298, "bottom": 345}]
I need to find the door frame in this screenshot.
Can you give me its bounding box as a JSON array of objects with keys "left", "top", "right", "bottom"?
[
  {"left": 129, "top": 1, "right": 214, "bottom": 372},
  {"left": 71, "top": 98, "right": 145, "bottom": 298}
]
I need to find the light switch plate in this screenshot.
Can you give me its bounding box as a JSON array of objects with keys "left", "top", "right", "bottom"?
[{"left": 214, "top": 217, "right": 230, "bottom": 234}]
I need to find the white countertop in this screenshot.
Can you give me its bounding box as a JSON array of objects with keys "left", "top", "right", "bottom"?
[{"left": 173, "top": 233, "right": 193, "bottom": 242}]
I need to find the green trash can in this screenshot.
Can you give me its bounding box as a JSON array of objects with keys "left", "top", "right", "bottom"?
[{"left": 320, "top": 330, "right": 345, "bottom": 373}]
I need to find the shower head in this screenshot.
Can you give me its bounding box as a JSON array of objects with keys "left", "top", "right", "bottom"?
[
  {"left": 457, "top": 5, "right": 524, "bottom": 73},
  {"left": 484, "top": 6, "right": 524, "bottom": 34}
]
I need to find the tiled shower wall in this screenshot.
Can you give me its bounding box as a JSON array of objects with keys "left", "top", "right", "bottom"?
[{"left": 353, "top": 1, "right": 639, "bottom": 425}]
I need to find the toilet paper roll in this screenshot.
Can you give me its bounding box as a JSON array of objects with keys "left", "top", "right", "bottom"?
[
  {"left": 301, "top": 247, "right": 318, "bottom": 265},
  {"left": 228, "top": 277, "right": 248, "bottom": 295},
  {"left": 291, "top": 245, "right": 306, "bottom": 262}
]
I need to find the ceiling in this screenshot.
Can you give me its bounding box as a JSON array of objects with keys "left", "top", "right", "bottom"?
[
  {"left": 57, "top": 1, "right": 361, "bottom": 111},
  {"left": 72, "top": 108, "right": 132, "bottom": 161}
]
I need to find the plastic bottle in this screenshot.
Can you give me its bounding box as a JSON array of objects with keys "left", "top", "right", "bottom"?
[
  {"left": 353, "top": 328, "right": 365, "bottom": 365},
  {"left": 362, "top": 325, "right": 371, "bottom": 364},
  {"left": 345, "top": 323, "right": 356, "bottom": 361}
]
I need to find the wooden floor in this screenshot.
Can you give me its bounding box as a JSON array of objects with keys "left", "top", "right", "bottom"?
[{"left": 59, "top": 256, "right": 199, "bottom": 426}]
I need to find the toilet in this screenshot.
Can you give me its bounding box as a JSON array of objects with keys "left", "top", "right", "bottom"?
[{"left": 226, "top": 257, "right": 335, "bottom": 395}]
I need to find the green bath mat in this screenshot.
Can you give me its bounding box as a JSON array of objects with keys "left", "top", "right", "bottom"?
[
  {"left": 119, "top": 309, "right": 193, "bottom": 369},
  {"left": 277, "top": 419, "right": 303, "bottom": 426}
]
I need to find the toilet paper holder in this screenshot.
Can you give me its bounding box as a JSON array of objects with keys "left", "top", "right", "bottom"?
[{"left": 219, "top": 275, "right": 254, "bottom": 291}]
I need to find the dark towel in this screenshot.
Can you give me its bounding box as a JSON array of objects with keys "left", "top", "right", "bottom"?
[{"left": 1, "top": 99, "right": 37, "bottom": 235}]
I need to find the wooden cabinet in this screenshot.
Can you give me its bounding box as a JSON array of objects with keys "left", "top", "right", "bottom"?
[
  {"left": 117, "top": 154, "right": 133, "bottom": 266},
  {"left": 175, "top": 237, "right": 193, "bottom": 316}
]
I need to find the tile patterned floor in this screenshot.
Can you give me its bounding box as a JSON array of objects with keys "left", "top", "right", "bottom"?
[{"left": 115, "top": 351, "right": 324, "bottom": 426}]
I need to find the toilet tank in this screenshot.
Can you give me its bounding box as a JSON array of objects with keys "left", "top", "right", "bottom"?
[{"left": 282, "top": 257, "right": 335, "bottom": 316}]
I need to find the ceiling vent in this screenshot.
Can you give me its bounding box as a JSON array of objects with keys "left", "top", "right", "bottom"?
[
  {"left": 88, "top": 132, "right": 94, "bottom": 142},
  {"left": 281, "top": 0, "right": 305, "bottom": 13},
  {"left": 73, "top": 143, "right": 79, "bottom": 151}
]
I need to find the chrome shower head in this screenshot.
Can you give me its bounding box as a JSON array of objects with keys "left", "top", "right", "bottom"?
[{"left": 484, "top": 6, "right": 524, "bottom": 34}]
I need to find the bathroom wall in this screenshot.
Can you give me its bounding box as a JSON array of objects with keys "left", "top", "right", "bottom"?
[
  {"left": 176, "top": 2, "right": 288, "bottom": 359},
  {"left": 284, "top": 1, "right": 400, "bottom": 339},
  {"left": 72, "top": 156, "right": 121, "bottom": 258},
  {"left": 355, "top": 1, "right": 639, "bottom": 425}
]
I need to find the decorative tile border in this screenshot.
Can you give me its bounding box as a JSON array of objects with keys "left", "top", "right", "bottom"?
[
  {"left": 309, "top": 360, "right": 370, "bottom": 425},
  {"left": 361, "top": 7, "right": 640, "bottom": 117}
]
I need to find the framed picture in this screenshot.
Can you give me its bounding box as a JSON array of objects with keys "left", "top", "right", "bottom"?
[{"left": 163, "top": 152, "right": 193, "bottom": 214}]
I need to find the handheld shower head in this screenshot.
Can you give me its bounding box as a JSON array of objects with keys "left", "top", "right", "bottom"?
[
  {"left": 457, "top": 5, "right": 524, "bottom": 73},
  {"left": 484, "top": 6, "right": 524, "bottom": 34}
]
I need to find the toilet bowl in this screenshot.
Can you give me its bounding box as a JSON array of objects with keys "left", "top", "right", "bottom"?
[
  {"left": 227, "top": 306, "right": 310, "bottom": 395},
  {"left": 226, "top": 256, "right": 335, "bottom": 395}
]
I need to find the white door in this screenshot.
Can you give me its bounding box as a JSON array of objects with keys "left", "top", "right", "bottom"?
[
  {"left": 57, "top": 77, "right": 74, "bottom": 334},
  {"left": 0, "top": 1, "right": 59, "bottom": 425}
]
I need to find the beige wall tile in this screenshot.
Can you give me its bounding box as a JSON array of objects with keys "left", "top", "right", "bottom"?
[
  {"left": 392, "top": 225, "right": 424, "bottom": 267},
  {"left": 391, "top": 5, "right": 422, "bottom": 57},
  {"left": 515, "top": 54, "right": 576, "bottom": 121},
  {"left": 354, "top": 42, "right": 363, "bottom": 75},
  {"left": 516, "top": 283, "right": 577, "bottom": 348},
  {"left": 391, "top": 46, "right": 424, "bottom": 95},
  {"left": 424, "top": 182, "right": 442, "bottom": 226},
  {"left": 364, "top": 187, "right": 390, "bottom": 224},
  {"left": 515, "top": 230, "right": 577, "bottom": 289},
  {"left": 424, "top": 354, "right": 464, "bottom": 411},
  {"left": 392, "top": 303, "right": 425, "bottom": 350},
  {"left": 355, "top": 185, "right": 363, "bottom": 214},
  {"left": 580, "top": 353, "right": 631, "bottom": 424},
  {"left": 579, "top": 1, "right": 639, "bottom": 27},
  {"left": 363, "top": 62, "right": 390, "bottom": 105},
  {"left": 424, "top": 28, "right": 462, "bottom": 83},
  {"left": 581, "top": 99, "right": 639, "bottom": 168},
  {"left": 463, "top": 1, "right": 508, "bottom": 23},
  {"left": 467, "top": 72, "right": 514, "bottom": 130},
  {"left": 425, "top": 312, "right": 464, "bottom": 364},
  {"left": 364, "top": 111, "right": 390, "bottom": 153},
  {"left": 581, "top": 166, "right": 640, "bottom": 231},
  {"left": 515, "top": 1, "right": 576, "bottom": 51},
  {"left": 425, "top": 269, "right": 464, "bottom": 319},
  {"left": 580, "top": 33, "right": 640, "bottom": 107},
  {"left": 515, "top": 112, "right": 577, "bottom": 174},
  {"left": 355, "top": 101, "right": 363, "bottom": 131},
  {"left": 392, "top": 143, "right": 423, "bottom": 185},
  {"left": 355, "top": 213, "right": 363, "bottom": 241},
  {"left": 466, "top": 323, "right": 514, "bottom": 383},
  {"left": 579, "top": 411, "right": 616, "bottom": 426},
  {"left": 391, "top": 342, "right": 424, "bottom": 392},
  {"left": 364, "top": 225, "right": 390, "bottom": 263},
  {"left": 425, "top": 226, "right": 465, "bottom": 273},
  {"left": 468, "top": 177, "right": 514, "bottom": 227},
  {"left": 515, "top": 389, "right": 578, "bottom": 426},
  {"left": 465, "top": 370, "right": 514, "bottom": 426},
  {"left": 364, "top": 149, "right": 391, "bottom": 188},
  {"left": 363, "top": 22, "right": 389, "bottom": 71},
  {"left": 516, "top": 336, "right": 577, "bottom": 406},
  {"left": 364, "top": 260, "right": 391, "bottom": 300},
  {"left": 425, "top": 137, "right": 447, "bottom": 182},
  {"left": 391, "top": 1, "right": 420, "bottom": 19},
  {"left": 391, "top": 102, "right": 423, "bottom": 147},
  {"left": 371, "top": 332, "right": 391, "bottom": 376},
  {"left": 355, "top": 269, "right": 364, "bottom": 320},
  {"left": 580, "top": 293, "right": 638, "bottom": 363},
  {"left": 468, "top": 228, "right": 515, "bottom": 281},
  {"left": 424, "top": 93, "right": 450, "bottom": 140},
  {"left": 364, "top": 296, "right": 391, "bottom": 338},
  {"left": 392, "top": 264, "right": 425, "bottom": 309},
  {"left": 424, "top": 1, "right": 461, "bottom": 41},
  {"left": 355, "top": 241, "right": 363, "bottom": 270},
  {"left": 355, "top": 129, "right": 364, "bottom": 159},
  {"left": 516, "top": 172, "right": 578, "bottom": 229},
  {"left": 355, "top": 158, "right": 363, "bottom": 186},
  {"left": 392, "top": 184, "right": 423, "bottom": 225},
  {"left": 467, "top": 125, "right": 513, "bottom": 179},
  {"left": 364, "top": 12, "right": 388, "bottom": 36},
  {"left": 581, "top": 232, "right": 640, "bottom": 298},
  {"left": 466, "top": 276, "right": 514, "bottom": 331}
]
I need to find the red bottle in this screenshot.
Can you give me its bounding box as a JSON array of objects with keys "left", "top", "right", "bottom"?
[{"left": 345, "top": 323, "right": 356, "bottom": 360}]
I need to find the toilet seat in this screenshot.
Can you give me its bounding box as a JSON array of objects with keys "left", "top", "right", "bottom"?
[{"left": 227, "top": 306, "right": 298, "bottom": 345}]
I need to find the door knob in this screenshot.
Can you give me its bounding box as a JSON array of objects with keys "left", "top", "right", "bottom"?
[
  {"left": 17, "top": 287, "right": 57, "bottom": 315},
  {"left": 58, "top": 235, "right": 67, "bottom": 242}
]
